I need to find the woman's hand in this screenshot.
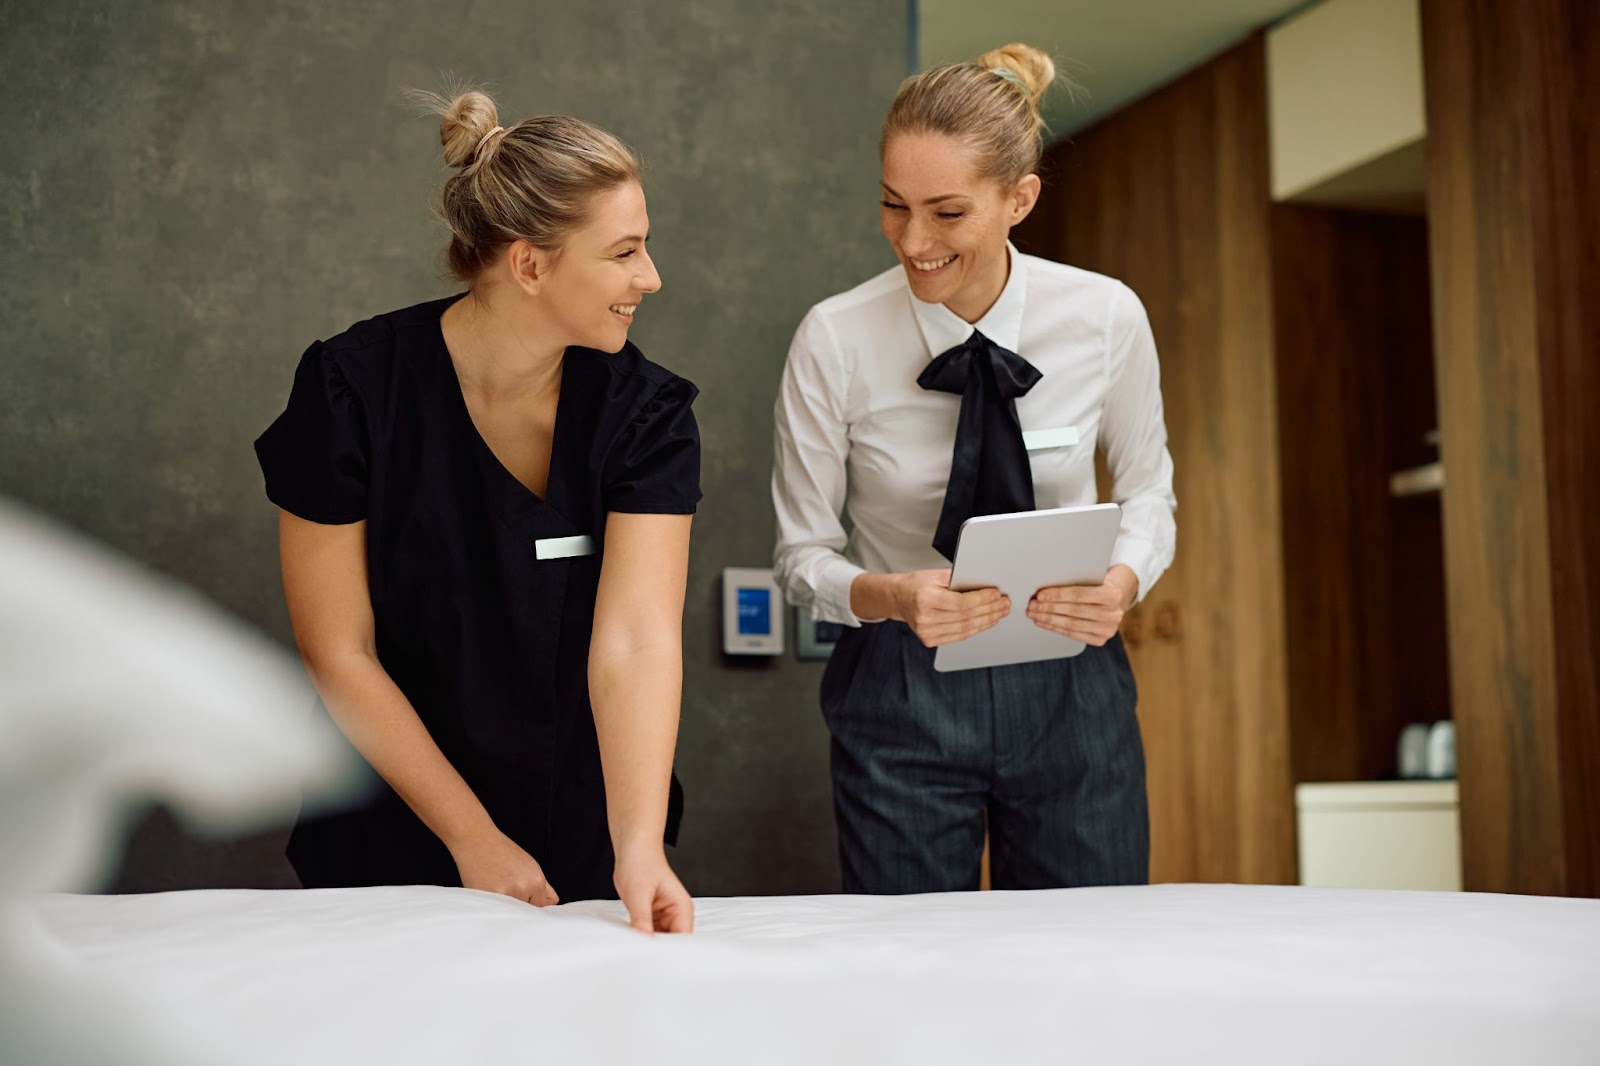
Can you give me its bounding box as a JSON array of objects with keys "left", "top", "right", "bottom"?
[
  {"left": 1026, "top": 564, "right": 1140, "bottom": 646},
  {"left": 449, "top": 827, "right": 560, "bottom": 907},
  {"left": 614, "top": 847, "right": 694, "bottom": 934},
  {"left": 890, "top": 568, "right": 1010, "bottom": 648}
]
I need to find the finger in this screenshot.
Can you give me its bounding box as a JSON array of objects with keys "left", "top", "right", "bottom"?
[
  {"left": 961, "top": 604, "right": 1011, "bottom": 636},
  {"left": 1028, "top": 602, "right": 1118, "bottom": 626},
  {"left": 621, "top": 889, "right": 657, "bottom": 935},
  {"left": 924, "top": 583, "right": 1001, "bottom": 612},
  {"left": 1029, "top": 595, "right": 1117, "bottom": 618},
  {"left": 957, "top": 602, "right": 1010, "bottom": 628},
  {"left": 912, "top": 599, "right": 1007, "bottom": 632},
  {"left": 1030, "top": 614, "right": 1114, "bottom": 644},
  {"left": 958, "top": 587, "right": 1008, "bottom": 608},
  {"left": 922, "top": 623, "right": 999, "bottom": 647},
  {"left": 658, "top": 892, "right": 694, "bottom": 934},
  {"left": 916, "top": 624, "right": 976, "bottom": 647},
  {"left": 1028, "top": 608, "right": 1096, "bottom": 633},
  {"left": 1035, "top": 584, "right": 1115, "bottom": 607},
  {"left": 916, "top": 601, "right": 1013, "bottom": 645},
  {"left": 966, "top": 605, "right": 1004, "bottom": 630}
]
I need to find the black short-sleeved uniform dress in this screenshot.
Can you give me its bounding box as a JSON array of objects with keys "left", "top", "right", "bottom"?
[{"left": 254, "top": 295, "right": 700, "bottom": 900}]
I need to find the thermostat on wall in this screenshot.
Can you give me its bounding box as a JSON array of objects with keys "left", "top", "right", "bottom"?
[{"left": 722, "top": 567, "right": 783, "bottom": 656}]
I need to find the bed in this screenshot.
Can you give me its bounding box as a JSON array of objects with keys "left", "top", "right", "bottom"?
[
  {"left": 29, "top": 881, "right": 1600, "bottom": 1065},
  {"left": 5, "top": 502, "right": 1598, "bottom": 1064}
]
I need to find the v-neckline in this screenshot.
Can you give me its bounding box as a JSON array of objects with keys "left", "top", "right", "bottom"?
[{"left": 436, "top": 299, "right": 568, "bottom": 509}]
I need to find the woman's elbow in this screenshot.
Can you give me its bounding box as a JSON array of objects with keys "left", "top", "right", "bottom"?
[{"left": 589, "top": 623, "right": 682, "bottom": 671}]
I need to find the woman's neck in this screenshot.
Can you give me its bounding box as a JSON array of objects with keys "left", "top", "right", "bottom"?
[
  {"left": 944, "top": 244, "right": 1011, "bottom": 325},
  {"left": 441, "top": 289, "right": 565, "bottom": 402}
]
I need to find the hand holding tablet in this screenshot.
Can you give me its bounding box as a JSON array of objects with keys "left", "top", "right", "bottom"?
[{"left": 934, "top": 503, "right": 1124, "bottom": 672}]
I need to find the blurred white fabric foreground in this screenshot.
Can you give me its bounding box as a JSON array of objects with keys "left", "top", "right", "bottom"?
[
  {"left": 0, "top": 498, "right": 359, "bottom": 1065},
  {"left": 32, "top": 882, "right": 1600, "bottom": 1066}
]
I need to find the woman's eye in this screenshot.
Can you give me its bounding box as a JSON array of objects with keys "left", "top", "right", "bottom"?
[
  {"left": 880, "top": 201, "right": 908, "bottom": 211},
  {"left": 617, "top": 249, "right": 636, "bottom": 259},
  {"left": 938, "top": 212, "right": 964, "bottom": 220}
]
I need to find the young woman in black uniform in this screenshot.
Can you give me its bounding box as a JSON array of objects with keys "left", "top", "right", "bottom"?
[{"left": 255, "top": 90, "right": 698, "bottom": 933}]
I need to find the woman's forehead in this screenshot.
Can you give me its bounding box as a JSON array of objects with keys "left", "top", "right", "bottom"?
[{"left": 882, "top": 132, "right": 988, "bottom": 195}]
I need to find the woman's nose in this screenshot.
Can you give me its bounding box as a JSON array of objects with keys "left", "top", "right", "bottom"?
[
  {"left": 638, "top": 250, "right": 662, "bottom": 294},
  {"left": 900, "top": 216, "right": 935, "bottom": 256}
]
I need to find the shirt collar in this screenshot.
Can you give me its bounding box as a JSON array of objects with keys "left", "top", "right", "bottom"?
[{"left": 908, "top": 242, "right": 1028, "bottom": 359}]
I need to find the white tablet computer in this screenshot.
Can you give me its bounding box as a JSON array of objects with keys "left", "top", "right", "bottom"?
[{"left": 933, "top": 502, "right": 1122, "bottom": 673}]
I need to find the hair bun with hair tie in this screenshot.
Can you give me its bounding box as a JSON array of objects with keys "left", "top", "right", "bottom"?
[
  {"left": 472, "top": 125, "right": 507, "bottom": 165},
  {"left": 989, "top": 67, "right": 1029, "bottom": 94}
]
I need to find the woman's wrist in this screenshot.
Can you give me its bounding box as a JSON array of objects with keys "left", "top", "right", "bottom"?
[
  {"left": 612, "top": 833, "right": 669, "bottom": 865},
  {"left": 1106, "top": 565, "right": 1140, "bottom": 611},
  {"left": 438, "top": 810, "right": 502, "bottom": 854},
  {"left": 849, "top": 571, "right": 906, "bottom": 622}
]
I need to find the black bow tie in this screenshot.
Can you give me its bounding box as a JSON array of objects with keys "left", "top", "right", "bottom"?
[{"left": 917, "top": 330, "right": 1043, "bottom": 561}]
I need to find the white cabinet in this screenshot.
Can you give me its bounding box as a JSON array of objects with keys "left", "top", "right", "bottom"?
[{"left": 1296, "top": 780, "right": 1461, "bottom": 891}]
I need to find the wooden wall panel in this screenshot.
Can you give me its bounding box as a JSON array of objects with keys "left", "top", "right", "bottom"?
[
  {"left": 1420, "top": 0, "right": 1600, "bottom": 896},
  {"left": 1271, "top": 206, "right": 1447, "bottom": 784},
  {"left": 1016, "top": 33, "right": 1295, "bottom": 885}
]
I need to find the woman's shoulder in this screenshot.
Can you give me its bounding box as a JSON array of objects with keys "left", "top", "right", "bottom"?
[
  {"left": 782, "top": 263, "right": 910, "bottom": 363},
  {"left": 1020, "top": 253, "right": 1147, "bottom": 327},
  {"left": 1019, "top": 252, "right": 1134, "bottom": 300},
  {"left": 575, "top": 341, "right": 698, "bottom": 413},
  {"left": 806, "top": 262, "right": 907, "bottom": 323},
  {"left": 304, "top": 295, "right": 457, "bottom": 382}
]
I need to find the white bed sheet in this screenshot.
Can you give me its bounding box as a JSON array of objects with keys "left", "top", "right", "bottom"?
[{"left": 31, "top": 883, "right": 1600, "bottom": 1065}]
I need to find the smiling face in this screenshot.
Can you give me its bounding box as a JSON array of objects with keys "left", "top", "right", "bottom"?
[
  {"left": 879, "top": 130, "right": 1040, "bottom": 324},
  {"left": 533, "top": 180, "right": 661, "bottom": 353}
]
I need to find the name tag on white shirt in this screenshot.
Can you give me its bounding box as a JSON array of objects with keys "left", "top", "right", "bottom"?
[
  {"left": 1022, "top": 426, "right": 1080, "bottom": 451},
  {"left": 534, "top": 534, "right": 595, "bottom": 561}
]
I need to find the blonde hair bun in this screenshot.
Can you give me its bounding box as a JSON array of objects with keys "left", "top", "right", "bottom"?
[
  {"left": 975, "top": 43, "right": 1056, "bottom": 105},
  {"left": 408, "top": 88, "right": 502, "bottom": 169}
]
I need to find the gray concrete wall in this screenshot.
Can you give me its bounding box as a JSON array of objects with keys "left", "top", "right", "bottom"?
[{"left": 1, "top": 0, "right": 905, "bottom": 895}]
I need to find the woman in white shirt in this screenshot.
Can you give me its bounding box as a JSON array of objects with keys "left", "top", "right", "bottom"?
[{"left": 772, "top": 44, "right": 1176, "bottom": 893}]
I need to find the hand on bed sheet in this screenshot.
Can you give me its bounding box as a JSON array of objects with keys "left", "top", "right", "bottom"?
[
  {"left": 615, "top": 848, "right": 694, "bottom": 934},
  {"left": 449, "top": 828, "right": 560, "bottom": 907},
  {"left": 1026, "top": 564, "right": 1139, "bottom": 647}
]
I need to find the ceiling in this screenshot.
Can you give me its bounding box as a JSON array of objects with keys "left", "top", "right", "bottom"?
[{"left": 917, "top": 0, "right": 1313, "bottom": 138}]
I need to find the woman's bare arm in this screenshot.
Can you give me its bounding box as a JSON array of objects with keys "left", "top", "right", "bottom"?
[
  {"left": 588, "top": 511, "right": 694, "bottom": 932},
  {"left": 278, "top": 509, "right": 557, "bottom": 904}
]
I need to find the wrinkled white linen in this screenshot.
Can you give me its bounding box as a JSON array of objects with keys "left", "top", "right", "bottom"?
[
  {"left": 0, "top": 497, "right": 360, "bottom": 1066},
  {"left": 33, "top": 882, "right": 1600, "bottom": 1066}
]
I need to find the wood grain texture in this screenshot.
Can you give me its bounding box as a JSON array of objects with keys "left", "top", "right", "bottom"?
[
  {"left": 1271, "top": 206, "right": 1448, "bottom": 785},
  {"left": 1420, "top": 0, "right": 1600, "bottom": 896},
  {"left": 1017, "top": 33, "right": 1295, "bottom": 885}
]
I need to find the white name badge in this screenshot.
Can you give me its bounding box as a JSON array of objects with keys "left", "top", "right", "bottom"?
[
  {"left": 534, "top": 534, "right": 595, "bottom": 561},
  {"left": 1022, "top": 426, "right": 1080, "bottom": 451}
]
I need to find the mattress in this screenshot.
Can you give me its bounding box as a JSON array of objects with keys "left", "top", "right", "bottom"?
[{"left": 27, "top": 882, "right": 1600, "bottom": 1065}]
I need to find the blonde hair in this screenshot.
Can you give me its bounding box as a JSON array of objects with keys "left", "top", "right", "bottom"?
[
  {"left": 410, "top": 88, "right": 641, "bottom": 283},
  {"left": 881, "top": 43, "right": 1059, "bottom": 186}
]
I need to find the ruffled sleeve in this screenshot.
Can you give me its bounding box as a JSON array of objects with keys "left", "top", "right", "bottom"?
[
  {"left": 602, "top": 375, "right": 702, "bottom": 515},
  {"left": 253, "top": 342, "right": 368, "bottom": 524}
]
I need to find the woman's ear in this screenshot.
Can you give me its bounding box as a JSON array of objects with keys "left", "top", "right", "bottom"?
[
  {"left": 1008, "top": 173, "right": 1042, "bottom": 226},
  {"left": 507, "top": 240, "right": 552, "bottom": 296}
]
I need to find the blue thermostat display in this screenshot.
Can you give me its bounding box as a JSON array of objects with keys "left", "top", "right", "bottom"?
[
  {"left": 737, "top": 587, "right": 772, "bottom": 635},
  {"left": 722, "top": 567, "right": 783, "bottom": 655}
]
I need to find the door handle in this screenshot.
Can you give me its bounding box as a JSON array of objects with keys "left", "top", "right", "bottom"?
[
  {"left": 1122, "top": 605, "right": 1145, "bottom": 647},
  {"left": 1154, "top": 601, "right": 1181, "bottom": 642}
]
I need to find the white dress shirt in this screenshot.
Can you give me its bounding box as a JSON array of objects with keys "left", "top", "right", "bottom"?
[{"left": 772, "top": 244, "right": 1177, "bottom": 627}]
